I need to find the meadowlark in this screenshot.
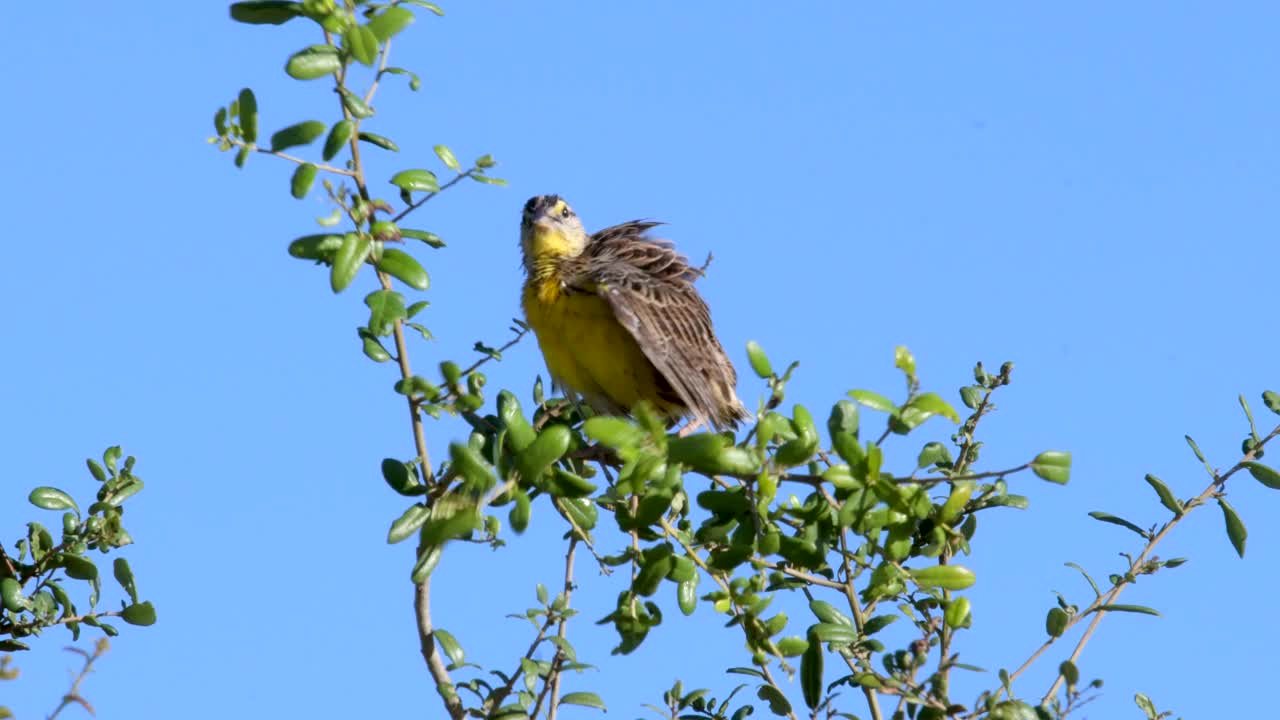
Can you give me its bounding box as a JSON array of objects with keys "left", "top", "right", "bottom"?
[{"left": 519, "top": 195, "right": 750, "bottom": 432}]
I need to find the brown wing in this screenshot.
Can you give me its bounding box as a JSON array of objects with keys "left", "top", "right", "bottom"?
[{"left": 585, "top": 222, "right": 750, "bottom": 431}]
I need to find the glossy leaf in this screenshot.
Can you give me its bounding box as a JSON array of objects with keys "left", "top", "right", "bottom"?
[
  {"left": 229, "top": 1, "right": 301, "bottom": 24},
  {"left": 291, "top": 163, "right": 317, "bottom": 199},
  {"left": 286, "top": 47, "right": 341, "bottom": 80},
  {"left": 338, "top": 87, "right": 374, "bottom": 118},
  {"left": 401, "top": 229, "right": 445, "bottom": 248},
  {"left": 1097, "top": 604, "right": 1160, "bottom": 616},
  {"left": 381, "top": 458, "right": 423, "bottom": 496},
  {"left": 559, "top": 693, "right": 606, "bottom": 711},
  {"left": 390, "top": 169, "right": 440, "bottom": 193},
  {"left": 322, "top": 119, "right": 354, "bottom": 160},
  {"left": 121, "top": 601, "right": 157, "bottom": 626},
  {"left": 112, "top": 558, "right": 137, "bottom": 603},
  {"left": 1030, "top": 450, "right": 1071, "bottom": 484},
  {"left": 237, "top": 88, "right": 258, "bottom": 143},
  {"left": 1088, "top": 511, "right": 1148, "bottom": 538},
  {"left": 849, "top": 390, "right": 895, "bottom": 413},
  {"left": 288, "top": 234, "right": 343, "bottom": 260},
  {"left": 345, "top": 24, "right": 379, "bottom": 66},
  {"left": 1263, "top": 390, "right": 1280, "bottom": 415},
  {"left": 378, "top": 248, "right": 430, "bottom": 290},
  {"left": 1045, "top": 607, "right": 1067, "bottom": 637},
  {"left": 367, "top": 6, "right": 414, "bottom": 41},
  {"left": 908, "top": 564, "right": 976, "bottom": 590},
  {"left": 330, "top": 233, "right": 371, "bottom": 293},
  {"left": 800, "top": 637, "right": 823, "bottom": 710},
  {"left": 269, "top": 120, "right": 325, "bottom": 152},
  {"left": 907, "top": 392, "right": 961, "bottom": 423},
  {"left": 359, "top": 131, "right": 399, "bottom": 152},
  {"left": 1245, "top": 462, "right": 1280, "bottom": 490},
  {"left": 387, "top": 504, "right": 429, "bottom": 544},
  {"left": 434, "top": 628, "right": 464, "bottom": 666},
  {"left": 808, "top": 623, "right": 857, "bottom": 645},
  {"left": 1219, "top": 498, "right": 1247, "bottom": 558},
  {"left": 28, "top": 487, "right": 78, "bottom": 512},
  {"left": 745, "top": 340, "right": 772, "bottom": 378},
  {"left": 1185, "top": 435, "right": 1216, "bottom": 477},
  {"left": 0, "top": 578, "right": 25, "bottom": 612},
  {"left": 434, "top": 144, "right": 461, "bottom": 171},
  {"left": 1144, "top": 473, "right": 1183, "bottom": 514},
  {"left": 517, "top": 426, "right": 570, "bottom": 483}
]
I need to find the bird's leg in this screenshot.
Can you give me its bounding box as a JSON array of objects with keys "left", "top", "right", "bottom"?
[{"left": 676, "top": 418, "right": 706, "bottom": 437}]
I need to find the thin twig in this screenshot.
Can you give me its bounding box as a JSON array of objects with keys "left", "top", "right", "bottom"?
[
  {"left": 968, "top": 424, "right": 1280, "bottom": 716},
  {"left": 392, "top": 170, "right": 476, "bottom": 224},
  {"left": 47, "top": 639, "right": 109, "bottom": 720},
  {"left": 225, "top": 137, "right": 355, "bottom": 176},
  {"left": 546, "top": 538, "right": 578, "bottom": 720}
]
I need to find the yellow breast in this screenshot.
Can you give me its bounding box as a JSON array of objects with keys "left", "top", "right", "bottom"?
[{"left": 521, "top": 278, "right": 676, "bottom": 417}]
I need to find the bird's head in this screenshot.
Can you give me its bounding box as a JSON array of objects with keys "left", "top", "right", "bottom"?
[{"left": 520, "top": 194, "right": 587, "bottom": 272}]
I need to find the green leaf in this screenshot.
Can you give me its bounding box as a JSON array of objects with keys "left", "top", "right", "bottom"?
[
  {"left": 381, "top": 458, "right": 424, "bottom": 496},
  {"left": 87, "top": 459, "right": 108, "bottom": 482},
  {"left": 359, "top": 131, "right": 399, "bottom": 152},
  {"left": 433, "top": 628, "right": 464, "bottom": 666},
  {"left": 411, "top": 544, "right": 442, "bottom": 583},
  {"left": 1058, "top": 660, "right": 1079, "bottom": 687},
  {"left": 807, "top": 623, "right": 857, "bottom": 645},
  {"left": 756, "top": 684, "right": 791, "bottom": 717},
  {"left": 112, "top": 558, "right": 137, "bottom": 603},
  {"left": 893, "top": 345, "right": 915, "bottom": 378},
  {"left": 517, "top": 426, "right": 571, "bottom": 484},
  {"left": 916, "top": 441, "right": 952, "bottom": 470},
  {"left": 0, "top": 578, "right": 25, "bottom": 613},
  {"left": 401, "top": 229, "right": 445, "bottom": 248},
  {"left": 908, "top": 564, "right": 976, "bottom": 590},
  {"left": 367, "top": 6, "right": 414, "bottom": 41},
  {"left": 291, "top": 163, "right": 318, "bottom": 199},
  {"left": 583, "top": 417, "right": 645, "bottom": 449},
  {"left": 848, "top": 390, "right": 895, "bottom": 413},
  {"left": 470, "top": 174, "right": 508, "bottom": 186},
  {"left": 404, "top": 0, "right": 445, "bottom": 15},
  {"left": 286, "top": 47, "right": 341, "bottom": 80},
  {"left": 862, "top": 614, "right": 897, "bottom": 635},
  {"left": 1135, "top": 693, "right": 1158, "bottom": 720},
  {"left": 959, "top": 385, "right": 983, "bottom": 409},
  {"left": 1097, "top": 604, "right": 1160, "bottom": 616},
  {"left": 450, "top": 443, "right": 496, "bottom": 491},
  {"left": 905, "top": 392, "right": 961, "bottom": 424},
  {"left": 1087, "top": 511, "right": 1148, "bottom": 538},
  {"left": 677, "top": 578, "right": 697, "bottom": 615},
  {"left": 214, "top": 106, "right": 228, "bottom": 135},
  {"left": 1144, "top": 474, "right": 1183, "bottom": 515},
  {"left": 337, "top": 87, "right": 374, "bottom": 118},
  {"left": 387, "top": 504, "right": 429, "bottom": 544},
  {"left": 1263, "top": 390, "right": 1280, "bottom": 416},
  {"left": 381, "top": 66, "right": 422, "bottom": 91},
  {"left": 1185, "top": 435, "right": 1216, "bottom": 478},
  {"left": 1030, "top": 450, "right": 1071, "bottom": 484},
  {"left": 121, "top": 601, "right": 157, "bottom": 626},
  {"left": 800, "top": 637, "right": 823, "bottom": 710},
  {"left": 509, "top": 490, "right": 531, "bottom": 533},
  {"left": 362, "top": 335, "right": 391, "bottom": 362},
  {"left": 270, "top": 120, "right": 326, "bottom": 152},
  {"left": 745, "top": 340, "right": 772, "bottom": 378},
  {"left": 1244, "top": 462, "right": 1280, "bottom": 490},
  {"left": 229, "top": 1, "right": 301, "bottom": 24},
  {"left": 62, "top": 555, "right": 98, "bottom": 581},
  {"left": 391, "top": 169, "right": 440, "bottom": 193},
  {"left": 1219, "top": 497, "right": 1247, "bottom": 558},
  {"left": 237, "top": 88, "right": 258, "bottom": 144},
  {"left": 288, "top": 234, "right": 343, "bottom": 261},
  {"left": 559, "top": 693, "right": 607, "bottom": 711},
  {"left": 28, "top": 487, "right": 78, "bottom": 513},
  {"left": 434, "top": 144, "right": 461, "bottom": 171},
  {"left": 1044, "top": 607, "right": 1067, "bottom": 637},
  {"left": 377, "top": 249, "right": 430, "bottom": 291},
  {"left": 322, "top": 119, "right": 354, "bottom": 161},
  {"left": 330, "top": 233, "right": 372, "bottom": 293},
  {"left": 345, "top": 24, "right": 379, "bottom": 66}
]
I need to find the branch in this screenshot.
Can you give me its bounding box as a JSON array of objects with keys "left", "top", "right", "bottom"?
[
  {"left": 392, "top": 170, "right": 476, "bottom": 224},
  {"left": 546, "top": 539, "right": 578, "bottom": 720},
  {"left": 974, "top": 423, "right": 1280, "bottom": 714},
  {"left": 225, "top": 137, "right": 355, "bottom": 176},
  {"left": 47, "top": 639, "right": 109, "bottom": 720}
]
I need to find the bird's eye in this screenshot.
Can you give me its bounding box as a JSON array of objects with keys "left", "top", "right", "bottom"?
[{"left": 560, "top": 206, "right": 572, "bottom": 219}]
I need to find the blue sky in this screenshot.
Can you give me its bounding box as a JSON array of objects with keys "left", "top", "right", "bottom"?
[{"left": 3, "top": 2, "right": 1278, "bottom": 718}]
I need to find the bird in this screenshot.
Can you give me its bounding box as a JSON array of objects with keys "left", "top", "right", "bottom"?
[{"left": 519, "top": 194, "right": 750, "bottom": 433}]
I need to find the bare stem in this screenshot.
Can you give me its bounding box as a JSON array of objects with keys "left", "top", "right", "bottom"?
[
  {"left": 225, "top": 137, "right": 355, "bottom": 176},
  {"left": 47, "top": 639, "right": 109, "bottom": 720}
]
